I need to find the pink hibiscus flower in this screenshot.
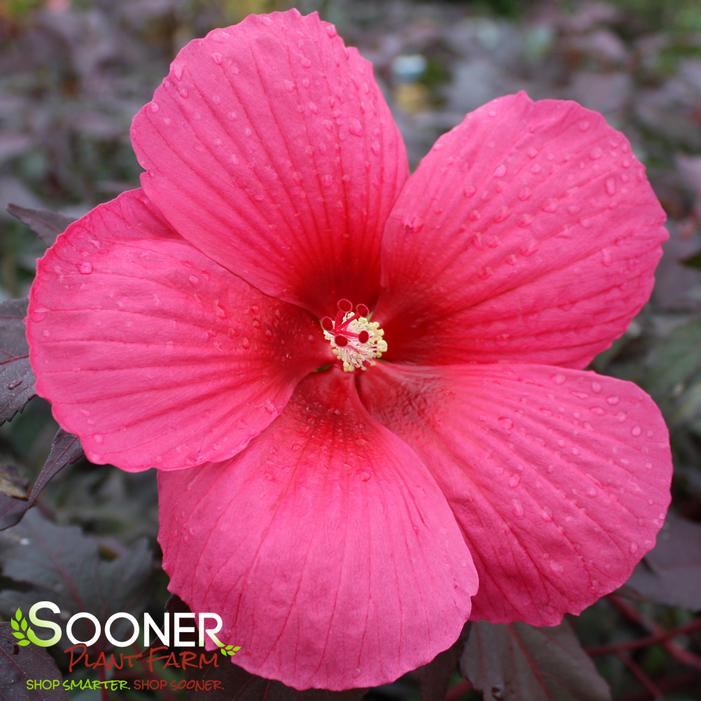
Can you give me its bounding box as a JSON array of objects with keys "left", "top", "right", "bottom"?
[{"left": 27, "top": 9, "right": 672, "bottom": 692}]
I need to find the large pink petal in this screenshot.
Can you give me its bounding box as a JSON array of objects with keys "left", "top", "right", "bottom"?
[
  {"left": 158, "top": 370, "right": 476, "bottom": 690},
  {"left": 27, "top": 190, "right": 327, "bottom": 472},
  {"left": 359, "top": 362, "right": 671, "bottom": 625},
  {"left": 377, "top": 93, "right": 667, "bottom": 368},
  {"left": 131, "top": 10, "right": 407, "bottom": 317}
]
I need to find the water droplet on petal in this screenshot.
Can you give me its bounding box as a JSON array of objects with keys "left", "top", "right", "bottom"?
[
  {"left": 348, "top": 118, "right": 364, "bottom": 136},
  {"left": 498, "top": 416, "right": 513, "bottom": 431},
  {"left": 512, "top": 499, "right": 524, "bottom": 517},
  {"left": 78, "top": 261, "right": 93, "bottom": 275}
]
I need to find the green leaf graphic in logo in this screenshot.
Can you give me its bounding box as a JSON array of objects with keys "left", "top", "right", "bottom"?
[
  {"left": 10, "top": 609, "right": 33, "bottom": 647},
  {"left": 208, "top": 633, "right": 240, "bottom": 656},
  {"left": 219, "top": 643, "right": 241, "bottom": 657}
]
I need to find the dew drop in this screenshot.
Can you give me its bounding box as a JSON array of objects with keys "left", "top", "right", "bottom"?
[
  {"left": 549, "top": 560, "right": 564, "bottom": 573},
  {"left": 211, "top": 52, "right": 223, "bottom": 65},
  {"left": 512, "top": 499, "right": 524, "bottom": 517},
  {"left": 631, "top": 425, "right": 642, "bottom": 437},
  {"left": 552, "top": 373, "right": 566, "bottom": 385},
  {"left": 508, "top": 474, "right": 521, "bottom": 488},
  {"left": 605, "top": 177, "right": 617, "bottom": 196},
  {"left": 348, "top": 118, "right": 364, "bottom": 136},
  {"left": 94, "top": 434, "right": 104, "bottom": 444},
  {"left": 78, "top": 261, "right": 93, "bottom": 275},
  {"left": 606, "top": 395, "right": 620, "bottom": 405},
  {"left": 241, "top": 336, "right": 251, "bottom": 349},
  {"left": 498, "top": 416, "right": 513, "bottom": 431},
  {"left": 494, "top": 163, "right": 507, "bottom": 177}
]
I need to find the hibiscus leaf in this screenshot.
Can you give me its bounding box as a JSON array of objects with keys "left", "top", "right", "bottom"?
[
  {"left": 0, "top": 622, "right": 66, "bottom": 700},
  {"left": 626, "top": 512, "right": 701, "bottom": 609},
  {"left": 0, "top": 510, "right": 155, "bottom": 621},
  {"left": 461, "top": 620, "right": 611, "bottom": 701},
  {"left": 416, "top": 624, "right": 468, "bottom": 701},
  {"left": 681, "top": 248, "right": 701, "bottom": 269},
  {"left": 642, "top": 316, "right": 701, "bottom": 421},
  {"left": 0, "top": 430, "right": 83, "bottom": 531},
  {"left": 0, "top": 299, "right": 35, "bottom": 426},
  {"left": 6, "top": 204, "right": 73, "bottom": 248}
]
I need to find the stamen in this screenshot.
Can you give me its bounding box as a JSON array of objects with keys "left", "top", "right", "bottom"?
[{"left": 321, "top": 300, "right": 387, "bottom": 372}]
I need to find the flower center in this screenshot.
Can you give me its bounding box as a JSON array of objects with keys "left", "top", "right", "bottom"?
[{"left": 321, "top": 299, "right": 387, "bottom": 372}]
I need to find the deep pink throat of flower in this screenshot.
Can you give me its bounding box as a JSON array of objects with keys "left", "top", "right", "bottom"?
[{"left": 26, "top": 8, "right": 672, "bottom": 692}]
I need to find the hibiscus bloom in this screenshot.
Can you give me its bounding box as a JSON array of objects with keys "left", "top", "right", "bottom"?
[{"left": 27, "top": 9, "right": 671, "bottom": 692}]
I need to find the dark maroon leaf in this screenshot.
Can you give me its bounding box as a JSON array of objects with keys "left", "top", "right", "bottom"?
[
  {"left": 0, "top": 430, "right": 83, "bottom": 531},
  {"left": 0, "top": 510, "right": 154, "bottom": 620},
  {"left": 461, "top": 620, "right": 611, "bottom": 701},
  {"left": 0, "top": 623, "right": 66, "bottom": 701},
  {"left": 681, "top": 249, "right": 701, "bottom": 269},
  {"left": 416, "top": 625, "right": 468, "bottom": 701},
  {"left": 0, "top": 299, "right": 35, "bottom": 425},
  {"left": 6, "top": 204, "right": 73, "bottom": 248},
  {"left": 627, "top": 512, "right": 701, "bottom": 609}
]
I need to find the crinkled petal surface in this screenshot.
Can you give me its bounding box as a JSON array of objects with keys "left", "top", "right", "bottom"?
[
  {"left": 377, "top": 93, "right": 667, "bottom": 368},
  {"left": 27, "top": 190, "right": 327, "bottom": 471},
  {"left": 158, "top": 371, "right": 477, "bottom": 691},
  {"left": 131, "top": 9, "right": 408, "bottom": 316},
  {"left": 359, "top": 362, "right": 671, "bottom": 625}
]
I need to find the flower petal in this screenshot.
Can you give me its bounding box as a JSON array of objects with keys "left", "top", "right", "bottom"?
[
  {"left": 28, "top": 190, "right": 327, "bottom": 472},
  {"left": 377, "top": 93, "right": 667, "bottom": 368},
  {"left": 359, "top": 362, "right": 671, "bottom": 625},
  {"left": 158, "top": 370, "right": 476, "bottom": 690},
  {"left": 131, "top": 10, "right": 407, "bottom": 316}
]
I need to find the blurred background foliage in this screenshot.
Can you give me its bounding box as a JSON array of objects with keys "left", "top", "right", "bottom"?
[{"left": 0, "top": 0, "right": 700, "bottom": 700}]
